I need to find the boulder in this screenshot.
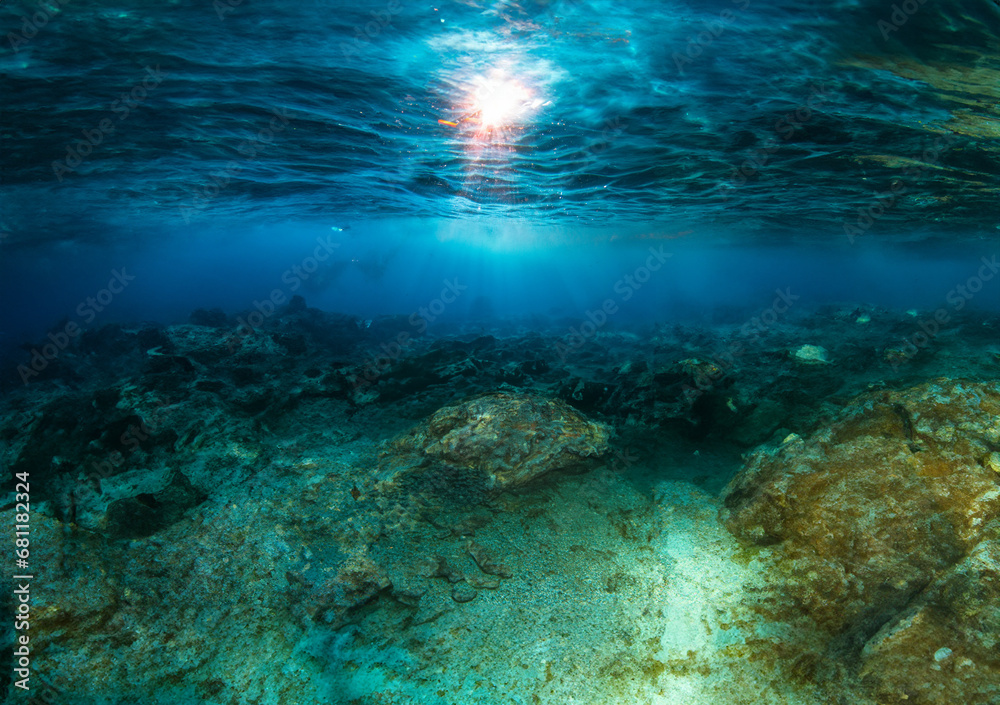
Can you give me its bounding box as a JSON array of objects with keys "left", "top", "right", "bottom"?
[
  {"left": 859, "top": 534, "right": 1000, "bottom": 704},
  {"left": 721, "top": 380, "right": 1000, "bottom": 642},
  {"left": 380, "top": 392, "right": 611, "bottom": 492}
]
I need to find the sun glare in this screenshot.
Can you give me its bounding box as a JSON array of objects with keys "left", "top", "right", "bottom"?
[
  {"left": 475, "top": 75, "right": 531, "bottom": 129},
  {"left": 437, "top": 65, "right": 548, "bottom": 136}
]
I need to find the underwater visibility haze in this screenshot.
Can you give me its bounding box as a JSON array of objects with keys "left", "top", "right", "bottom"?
[{"left": 1, "top": 0, "right": 1000, "bottom": 703}]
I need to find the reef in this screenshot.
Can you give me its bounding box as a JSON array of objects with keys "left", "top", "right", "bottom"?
[
  {"left": 1, "top": 297, "right": 999, "bottom": 704},
  {"left": 722, "top": 379, "right": 1000, "bottom": 704}
]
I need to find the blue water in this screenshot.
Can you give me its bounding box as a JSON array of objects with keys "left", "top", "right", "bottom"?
[
  {"left": 2, "top": 1, "right": 1000, "bottom": 703},
  {"left": 3, "top": 0, "right": 999, "bottom": 344},
  {"left": 2, "top": 221, "right": 999, "bottom": 353},
  {"left": 3, "top": 0, "right": 999, "bottom": 236}
]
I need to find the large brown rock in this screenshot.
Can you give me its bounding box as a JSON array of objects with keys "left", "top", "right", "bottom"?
[
  {"left": 721, "top": 379, "right": 1000, "bottom": 637},
  {"left": 379, "top": 392, "right": 611, "bottom": 492},
  {"left": 859, "top": 533, "right": 1000, "bottom": 704}
]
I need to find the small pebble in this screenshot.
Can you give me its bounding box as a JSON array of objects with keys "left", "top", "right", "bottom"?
[{"left": 934, "top": 647, "right": 953, "bottom": 662}]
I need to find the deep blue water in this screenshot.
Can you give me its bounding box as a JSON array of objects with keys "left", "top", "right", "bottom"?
[
  {"left": 2, "top": 0, "right": 1000, "bottom": 365},
  {"left": 2, "top": 221, "right": 999, "bottom": 346}
]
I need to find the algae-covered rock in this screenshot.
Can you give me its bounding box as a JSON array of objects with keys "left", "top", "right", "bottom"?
[
  {"left": 859, "top": 535, "right": 1000, "bottom": 705},
  {"left": 380, "top": 392, "right": 611, "bottom": 491},
  {"left": 721, "top": 379, "right": 1000, "bottom": 700},
  {"left": 722, "top": 379, "right": 1000, "bottom": 634}
]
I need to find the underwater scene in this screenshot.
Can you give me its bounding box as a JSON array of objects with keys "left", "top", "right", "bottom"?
[{"left": 2, "top": 0, "right": 1000, "bottom": 703}]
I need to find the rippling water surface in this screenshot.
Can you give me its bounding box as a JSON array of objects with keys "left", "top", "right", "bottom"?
[{"left": 3, "top": 0, "right": 1000, "bottom": 243}]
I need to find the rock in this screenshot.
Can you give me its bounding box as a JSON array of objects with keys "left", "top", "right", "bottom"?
[
  {"left": 105, "top": 472, "right": 207, "bottom": 538},
  {"left": 467, "top": 540, "right": 513, "bottom": 578},
  {"left": 518, "top": 358, "right": 548, "bottom": 376},
  {"left": 791, "top": 344, "right": 830, "bottom": 364},
  {"left": 270, "top": 332, "right": 307, "bottom": 355},
  {"left": 430, "top": 556, "right": 467, "bottom": 584},
  {"left": 194, "top": 379, "right": 227, "bottom": 393},
  {"left": 933, "top": 647, "right": 953, "bottom": 663},
  {"left": 105, "top": 496, "right": 165, "bottom": 538},
  {"left": 329, "top": 556, "right": 392, "bottom": 611},
  {"left": 286, "top": 295, "right": 307, "bottom": 313},
  {"left": 379, "top": 392, "right": 611, "bottom": 492},
  {"left": 558, "top": 378, "right": 616, "bottom": 412},
  {"left": 730, "top": 399, "right": 786, "bottom": 446},
  {"left": 451, "top": 583, "right": 478, "bottom": 603},
  {"left": 137, "top": 326, "right": 174, "bottom": 353},
  {"left": 859, "top": 536, "right": 1000, "bottom": 704},
  {"left": 721, "top": 379, "right": 1000, "bottom": 676},
  {"left": 677, "top": 358, "right": 726, "bottom": 390},
  {"left": 467, "top": 575, "right": 501, "bottom": 590},
  {"left": 391, "top": 584, "right": 428, "bottom": 606},
  {"left": 79, "top": 324, "right": 136, "bottom": 357}
]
